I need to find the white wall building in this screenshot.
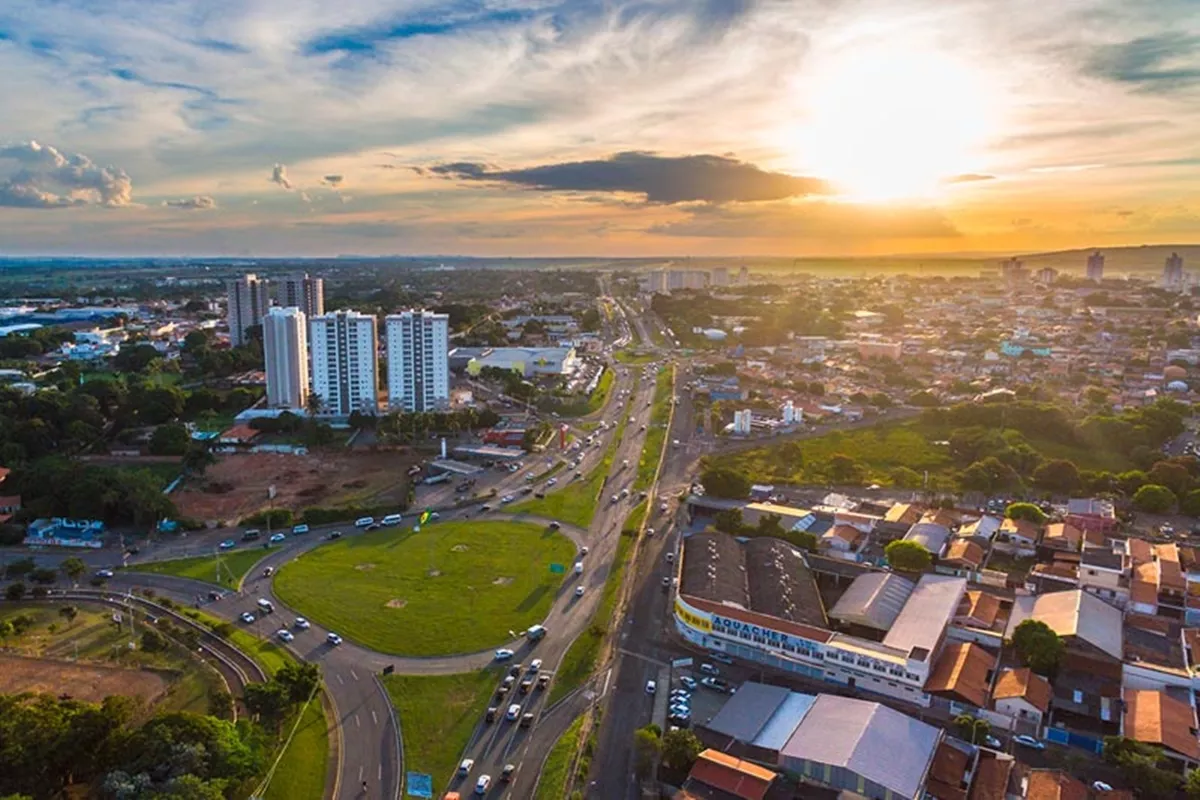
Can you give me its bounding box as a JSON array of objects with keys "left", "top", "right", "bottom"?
[
  {"left": 386, "top": 310, "right": 450, "bottom": 412},
  {"left": 310, "top": 310, "right": 378, "bottom": 416},
  {"left": 226, "top": 273, "right": 269, "bottom": 347},
  {"left": 733, "top": 408, "right": 753, "bottom": 435},
  {"left": 279, "top": 273, "right": 324, "bottom": 319},
  {"left": 263, "top": 307, "right": 309, "bottom": 410}
]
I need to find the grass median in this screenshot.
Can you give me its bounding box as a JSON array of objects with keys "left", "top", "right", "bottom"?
[
  {"left": 381, "top": 669, "right": 498, "bottom": 791},
  {"left": 127, "top": 546, "right": 278, "bottom": 589},
  {"left": 274, "top": 520, "right": 575, "bottom": 656},
  {"left": 535, "top": 713, "right": 586, "bottom": 800},
  {"left": 633, "top": 366, "right": 673, "bottom": 490}
]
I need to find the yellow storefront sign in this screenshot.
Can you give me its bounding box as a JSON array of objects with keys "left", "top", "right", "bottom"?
[{"left": 675, "top": 598, "right": 712, "bottom": 633}]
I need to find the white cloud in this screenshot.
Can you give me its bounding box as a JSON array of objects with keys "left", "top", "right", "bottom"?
[
  {"left": 0, "top": 140, "right": 133, "bottom": 208},
  {"left": 163, "top": 195, "right": 218, "bottom": 210},
  {"left": 270, "top": 163, "right": 293, "bottom": 189}
]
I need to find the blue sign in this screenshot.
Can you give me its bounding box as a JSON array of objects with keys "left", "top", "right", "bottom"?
[
  {"left": 549, "top": 563, "right": 566, "bottom": 574},
  {"left": 406, "top": 772, "right": 433, "bottom": 798}
]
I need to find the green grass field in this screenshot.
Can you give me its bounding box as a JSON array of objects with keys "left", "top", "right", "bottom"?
[
  {"left": 264, "top": 698, "right": 330, "bottom": 800},
  {"left": 381, "top": 670, "right": 498, "bottom": 792},
  {"left": 127, "top": 546, "right": 278, "bottom": 589},
  {"left": 633, "top": 367, "right": 672, "bottom": 490},
  {"left": 614, "top": 349, "right": 658, "bottom": 365},
  {"left": 535, "top": 713, "right": 586, "bottom": 800},
  {"left": 274, "top": 520, "right": 576, "bottom": 656},
  {"left": 585, "top": 368, "right": 614, "bottom": 415}
]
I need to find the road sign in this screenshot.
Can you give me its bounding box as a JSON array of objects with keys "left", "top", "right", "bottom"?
[
  {"left": 406, "top": 773, "right": 433, "bottom": 798},
  {"left": 671, "top": 657, "right": 693, "bottom": 668},
  {"left": 549, "top": 563, "right": 566, "bottom": 574}
]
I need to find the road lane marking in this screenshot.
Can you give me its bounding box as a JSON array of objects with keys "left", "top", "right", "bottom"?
[
  {"left": 354, "top": 713, "right": 361, "bottom": 728},
  {"left": 350, "top": 669, "right": 359, "bottom": 681},
  {"left": 336, "top": 673, "right": 344, "bottom": 685},
  {"left": 371, "top": 709, "right": 378, "bottom": 726},
  {"left": 359, "top": 765, "right": 364, "bottom": 781},
  {"left": 378, "top": 763, "right": 382, "bottom": 781}
]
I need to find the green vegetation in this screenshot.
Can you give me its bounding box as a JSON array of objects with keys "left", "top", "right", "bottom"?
[
  {"left": 584, "top": 367, "right": 615, "bottom": 415},
  {"left": 127, "top": 546, "right": 278, "bottom": 589},
  {"left": 884, "top": 540, "right": 932, "bottom": 572},
  {"left": 274, "top": 520, "right": 575, "bottom": 656},
  {"left": 381, "top": 670, "right": 498, "bottom": 791},
  {"left": 614, "top": 349, "right": 658, "bottom": 365},
  {"left": 264, "top": 697, "right": 329, "bottom": 800},
  {"left": 536, "top": 714, "right": 586, "bottom": 800},
  {"left": 549, "top": 506, "right": 641, "bottom": 705},
  {"left": 1005, "top": 502, "right": 1048, "bottom": 523},
  {"left": 633, "top": 367, "right": 673, "bottom": 490},
  {"left": 1011, "top": 619, "right": 1064, "bottom": 675}
]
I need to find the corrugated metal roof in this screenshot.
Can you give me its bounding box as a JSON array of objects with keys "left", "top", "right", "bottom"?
[
  {"left": 828, "top": 572, "right": 914, "bottom": 631},
  {"left": 882, "top": 574, "right": 967, "bottom": 661},
  {"left": 705, "top": 682, "right": 791, "bottom": 743},
  {"left": 751, "top": 691, "right": 817, "bottom": 752}
]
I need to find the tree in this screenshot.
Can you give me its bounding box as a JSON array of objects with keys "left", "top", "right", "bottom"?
[
  {"left": 1185, "top": 766, "right": 1200, "bottom": 799},
  {"left": 826, "top": 453, "right": 864, "bottom": 484},
  {"left": 1032, "top": 459, "right": 1082, "bottom": 494},
  {"left": 60, "top": 556, "right": 86, "bottom": 584},
  {"left": 885, "top": 540, "right": 932, "bottom": 572},
  {"left": 243, "top": 681, "right": 290, "bottom": 725},
  {"left": 953, "top": 713, "right": 991, "bottom": 745},
  {"left": 58, "top": 606, "right": 78, "bottom": 627},
  {"left": 714, "top": 509, "right": 744, "bottom": 534},
  {"left": 660, "top": 729, "right": 703, "bottom": 771},
  {"left": 633, "top": 725, "right": 662, "bottom": 778},
  {"left": 1103, "top": 737, "right": 1179, "bottom": 799},
  {"left": 0, "top": 620, "right": 11, "bottom": 643},
  {"left": 5, "top": 582, "right": 25, "bottom": 602},
  {"left": 700, "top": 466, "right": 751, "bottom": 499},
  {"left": 4, "top": 559, "right": 35, "bottom": 580},
  {"left": 305, "top": 391, "right": 325, "bottom": 418},
  {"left": 960, "top": 457, "right": 1021, "bottom": 493},
  {"left": 141, "top": 628, "right": 169, "bottom": 653},
  {"left": 275, "top": 662, "right": 322, "bottom": 704},
  {"left": 889, "top": 466, "right": 922, "bottom": 489},
  {"left": 27, "top": 568, "right": 57, "bottom": 585},
  {"left": 1005, "top": 502, "right": 1047, "bottom": 523},
  {"left": 149, "top": 422, "right": 191, "bottom": 456},
  {"left": 1148, "top": 460, "right": 1192, "bottom": 497},
  {"left": 1182, "top": 489, "right": 1200, "bottom": 518},
  {"left": 1132, "top": 484, "right": 1177, "bottom": 514},
  {"left": 182, "top": 444, "right": 217, "bottom": 475},
  {"left": 1011, "top": 619, "right": 1064, "bottom": 675}
]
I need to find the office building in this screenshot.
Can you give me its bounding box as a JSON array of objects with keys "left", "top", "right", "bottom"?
[
  {"left": 386, "top": 310, "right": 450, "bottom": 412},
  {"left": 310, "top": 310, "right": 378, "bottom": 416},
  {"left": 279, "top": 273, "right": 324, "bottom": 319},
  {"left": 263, "top": 307, "right": 309, "bottom": 410},
  {"left": 711, "top": 266, "right": 730, "bottom": 287},
  {"left": 1086, "top": 251, "right": 1105, "bottom": 281},
  {"left": 226, "top": 273, "right": 269, "bottom": 347},
  {"left": 1164, "top": 252, "right": 1185, "bottom": 289}
]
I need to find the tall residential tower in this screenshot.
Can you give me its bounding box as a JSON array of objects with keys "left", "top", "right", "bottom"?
[
  {"left": 279, "top": 273, "right": 325, "bottom": 319},
  {"left": 386, "top": 310, "right": 450, "bottom": 411},
  {"left": 1086, "top": 251, "right": 1105, "bottom": 281},
  {"left": 309, "top": 310, "right": 379, "bottom": 416},
  {"left": 263, "top": 307, "right": 309, "bottom": 410},
  {"left": 226, "top": 273, "right": 269, "bottom": 347}
]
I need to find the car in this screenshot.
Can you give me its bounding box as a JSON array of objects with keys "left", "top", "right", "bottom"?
[
  {"left": 661, "top": 576, "right": 671, "bottom": 588},
  {"left": 520, "top": 712, "right": 534, "bottom": 728},
  {"left": 495, "top": 649, "right": 515, "bottom": 661},
  {"left": 458, "top": 758, "right": 475, "bottom": 777},
  {"left": 679, "top": 675, "right": 698, "bottom": 690},
  {"left": 295, "top": 617, "right": 311, "bottom": 629},
  {"left": 355, "top": 516, "right": 375, "bottom": 527},
  {"left": 546, "top": 478, "right": 557, "bottom": 486},
  {"left": 207, "top": 590, "right": 224, "bottom": 601},
  {"left": 365, "top": 523, "right": 381, "bottom": 531},
  {"left": 382, "top": 513, "right": 403, "bottom": 526},
  {"left": 645, "top": 680, "right": 657, "bottom": 695},
  {"left": 501, "top": 764, "right": 515, "bottom": 782},
  {"left": 501, "top": 495, "right": 515, "bottom": 504},
  {"left": 502, "top": 675, "right": 516, "bottom": 690},
  {"left": 1092, "top": 782, "right": 1113, "bottom": 792},
  {"left": 1013, "top": 735, "right": 1045, "bottom": 750},
  {"left": 509, "top": 664, "right": 523, "bottom": 677},
  {"left": 269, "top": 533, "right": 286, "bottom": 543},
  {"left": 574, "top": 561, "right": 584, "bottom": 575},
  {"left": 669, "top": 705, "right": 691, "bottom": 716},
  {"left": 670, "top": 687, "right": 690, "bottom": 696},
  {"left": 277, "top": 629, "right": 294, "bottom": 642},
  {"left": 219, "top": 539, "right": 236, "bottom": 550},
  {"left": 983, "top": 735, "right": 1002, "bottom": 749},
  {"left": 485, "top": 706, "right": 498, "bottom": 723},
  {"left": 666, "top": 552, "right": 674, "bottom": 563},
  {"left": 699, "top": 663, "right": 719, "bottom": 676},
  {"left": 291, "top": 524, "right": 310, "bottom": 535},
  {"left": 701, "top": 677, "right": 730, "bottom": 692},
  {"left": 580, "top": 545, "right": 588, "bottom": 555},
  {"left": 242, "top": 529, "right": 261, "bottom": 540},
  {"left": 708, "top": 652, "right": 734, "bottom": 665},
  {"left": 481, "top": 504, "right": 493, "bottom": 511},
  {"left": 240, "top": 612, "right": 255, "bottom": 623},
  {"left": 125, "top": 546, "right": 140, "bottom": 555},
  {"left": 646, "top": 527, "right": 655, "bottom": 536},
  {"left": 475, "top": 775, "right": 491, "bottom": 795},
  {"left": 536, "top": 674, "right": 550, "bottom": 689},
  {"left": 506, "top": 703, "right": 521, "bottom": 721},
  {"left": 575, "top": 586, "right": 585, "bottom": 597},
  {"left": 611, "top": 494, "right": 619, "bottom": 503},
  {"left": 328, "top": 530, "right": 342, "bottom": 539},
  {"left": 530, "top": 659, "right": 543, "bottom": 671},
  {"left": 95, "top": 569, "right": 114, "bottom": 579},
  {"left": 326, "top": 632, "right": 343, "bottom": 646},
  {"left": 519, "top": 679, "right": 533, "bottom": 694},
  {"left": 262, "top": 566, "right": 274, "bottom": 577},
  {"left": 549, "top": 521, "right": 561, "bottom": 530}
]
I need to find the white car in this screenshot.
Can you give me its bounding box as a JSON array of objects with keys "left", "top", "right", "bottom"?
[
  {"left": 530, "top": 659, "right": 543, "bottom": 671},
  {"left": 501, "top": 495, "right": 515, "bottom": 504},
  {"left": 240, "top": 612, "right": 255, "bottom": 623},
  {"left": 575, "top": 586, "right": 585, "bottom": 597},
  {"left": 95, "top": 569, "right": 115, "bottom": 579},
  {"left": 505, "top": 703, "right": 521, "bottom": 721},
  {"left": 295, "top": 617, "right": 311, "bottom": 630},
  {"left": 645, "top": 680, "right": 657, "bottom": 694},
  {"left": 355, "top": 516, "right": 374, "bottom": 527},
  {"left": 269, "top": 533, "right": 286, "bottom": 543},
  {"left": 1013, "top": 735, "right": 1045, "bottom": 750},
  {"left": 458, "top": 758, "right": 474, "bottom": 777},
  {"left": 495, "top": 649, "right": 515, "bottom": 661},
  {"left": 475, "top": 775, "right": 491, "bottom": 795},
  {"left": 326, "top": 632, "right": 343, "bottom": 646},
  {"left": 277, "top": 629, "right": 294, "bottom": 642},
  {"left": 1092, "top": 782, "right": 1113, "bottom": 793},
  {"left": 580, "top": 546, "right": 588, "bottom": 555},
  {"left": 546, "top": 477, "right": 557, "bottom": 486}
]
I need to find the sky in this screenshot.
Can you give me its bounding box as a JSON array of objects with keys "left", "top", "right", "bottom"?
[{"left": 0, "top": 0, "right": 1199, "bottom": 257}]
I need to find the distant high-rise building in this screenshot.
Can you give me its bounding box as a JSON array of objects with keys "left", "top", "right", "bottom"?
[
  {"left": 386, "top": 310, "right": 450, "bottom": 412},
  {"left": 1036, "top": 267, "right": 1058, "bottom": 284},
  {"left": 279, "top": 273, "right": 324, "bottom": 319},
  {"left": 263, "top": 307, "right": 309, "bottom": 410},
  {"left": 1086, "top": 251, "right": 1105, "bottom": 281},
  {"left": 738, "top": 266, "right": 749, "bottom": 285},
  {"left": 643, "top": 270, "right": 669, "bottom": 294},
  {"left": 733, "top": 409, "right": 753, "bottom": 435},
  {"left": 309, "top": 310, "right": 378, "bottom": 416},
  {"left": 999, "top": 257, "right": 1029, "bottom": 285},
  {"left": 226, "top": 273, "right": 269, "bottom": 347},
  {"left": 782, "top": 400, "right": 796, "bottom": 425},
  {"left": 711, "top": 267, "right": 730, "bottom": 287},
  {"left": 1163, "top": 252, "right": 1185, "bottom": 289}
]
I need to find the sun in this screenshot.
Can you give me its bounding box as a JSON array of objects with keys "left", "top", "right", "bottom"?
[{"left": 790, "top": 43, "right": 996, "bottom": 202}]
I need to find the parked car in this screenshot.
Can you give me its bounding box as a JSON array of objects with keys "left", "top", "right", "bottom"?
[
  {"left": 700, "top": 677, "right": 731, "bottom": 693},
  {"left": 708, "top": 652, "right": 734, "bottom": 665},
  {"left": 984, "top": 735, "right": 1002, "bottom": 749},
  {"left": 699, "top": 663, "right": 719, "bottom": 676},
  {"left": 645, "top": 680, "right": 657, "bottom": 695},
  {"left": 1013, "top": 735, "right": 1045, "bottom": 750},
  {"left": 679, "top": 675, "right": 698, "bottom": 690},
  {"left": 1092, "top": 782, "right": 1113, "bottom": 792}
]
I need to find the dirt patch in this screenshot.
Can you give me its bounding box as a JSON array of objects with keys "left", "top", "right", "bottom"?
[
  {"left": 450, "top": 544, "right": 469, "bottom": 553},
  {"left": 427, "top": 569, "right": 441, "bottom": 577},
  {"left": 385, "top": 599, "right": 407, "bottom": 609},
  {"left": 355, "top": 563, "right": 376, "bottom": 572},
  {"left": 0, "top": 654, "right": 169, "bottom": 705},
  {"left": 492, "top": 576, "right": 513, "bottom": 586},
  {"left": 172, "top": 450, "right": 419, "bottom": 524}
]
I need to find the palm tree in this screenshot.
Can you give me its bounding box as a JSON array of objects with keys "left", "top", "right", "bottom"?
[
  {"left": 953, "top": 713, "right": 990, "bottom": 745},
  {"left": 305, "top": 391, "right": 325, "bottom": 419}
]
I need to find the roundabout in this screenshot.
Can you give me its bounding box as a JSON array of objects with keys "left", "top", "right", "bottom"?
[{"left": 272, "top": 519, "right": 578, "bottom": 657}]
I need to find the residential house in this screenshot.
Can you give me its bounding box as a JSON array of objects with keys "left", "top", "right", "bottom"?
[
  {"left": 879, "top": 502, "right": 924, "bottom": 541},
  {"left": 1121, "top": 689, "right": 1200, "bottom": 768},
  {"left": 1078, "top": 545, "right": 1130, "bottom": 609},
  {"left": 1066, "top": 497, "right": 1118, "bottom": 535},
  {"left": 942, "top": 539, "right": 986, "bottom": 572},
  {"left": 1020, "top": 769, "right": 1087, "bottom": 800},
  {"left": 680, "top": 749, "right": 778, "bottom": 800},
  {"left": 955, "top": 590, "right": 1003, "bottom": 631},
  {"left": 991, "top": 668, "right": 1052, "bottom": 731},
  {"left": 995, "top": 518, "right": 1040, "bottom": 557},
  {"left": 1128, "top": 542, "right": 1187, "bottom": 620},
  {"left": 905, "top": 522, "right": 952, "bottom": 558},
  {"left": 1040, "top": 522, "right": 1095, "bottom": 554},
  {"left": 925, "top": 641, "right": 997, "bottom": 714},
  {"left": 968, "top": 752, "right": 1014, "bottom": 800},
  {"left": 958, "top": 516, "right": 1001, "bottom": 541},
  {"left": 821, "top": 524, "right": 865, "bottom": 560},
  {"left": 217, "top": 425, "right": 261, "bottom": 447}
]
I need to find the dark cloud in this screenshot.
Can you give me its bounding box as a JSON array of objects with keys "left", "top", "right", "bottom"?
[
  {"left": 943, "top": 173, "right": 996, "bottom": 184},
  {"left": 270, "top": 163, "right": 292, "bottom": 189},
  {"left": 163, "top": 195, "right": 217, "bottom": 210},
  {"left": 647, "top": 201, "right": 959, "bottom": 240},
  {"left": 1086, "top": 33, "right": 1200, "bottom": 93},
  {"left": 424, "top": 151, "right": 829, "bottom": 204},
  {"left": 0, "top": 140, "right": 132, "bottom": 208},
  {"left": 322, "top": 174, "right": 344, "bottom": 186}
]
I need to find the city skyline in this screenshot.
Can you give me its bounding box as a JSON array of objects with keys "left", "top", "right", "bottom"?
[{"left": 1, "top": 1, "right": 1199, "bottom": 257}]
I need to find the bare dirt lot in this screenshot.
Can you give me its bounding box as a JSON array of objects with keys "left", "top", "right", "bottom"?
[
  {"left": 0, "top": 655, "right": 169, "bottom": 705},
  {"left": 172, "top": 450, "right": 417, "bottom": 523}
]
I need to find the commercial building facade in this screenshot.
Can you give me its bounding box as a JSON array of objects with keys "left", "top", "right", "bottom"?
[
  {"left": 386, "top": 310, "right": 450, "bottom": 411},
  {"left": 310, "top": 310, "right": 379, "bottom": 416},
  {"left": 226, "top": 273, "right": 269, "bottom": 347},
  {"left": 263, "top": 306, "right": 309, "bottom": 410}
]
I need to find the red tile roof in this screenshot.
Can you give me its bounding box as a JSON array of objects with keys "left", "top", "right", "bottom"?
[
  {"left": 1026, "top": 770, "right": 1087, "bottom": 800},
  {"left": 992, "top": 668, "right": 1052, "bottom": 714},
  {"left": 687, "top": 749, "right": 776, "bottom": 800},
  {"left": 1123, "top": 689, "right": 1200, "bottom": 761},
  {"left": 926, "top": 642, "right": 996, "bottom": 708}
]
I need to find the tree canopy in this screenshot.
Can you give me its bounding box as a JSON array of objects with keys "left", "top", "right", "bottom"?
[
  {"left": 1132, "top": 484, "right": 1177, "bottom": 514},
  {"left": 885, "top": 540, "right": 932, "bottom": 572},
  {"left": 700, "top": 466, "right": 751, "bottom": 499},
  {"left": 1010, "top": 619, "right": 1064, "bottom": 675}
]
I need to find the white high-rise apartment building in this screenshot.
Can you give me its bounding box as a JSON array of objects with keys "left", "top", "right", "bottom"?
[
  {"left": 1086, "top": 251, "right": 1105, "bottom": 282},
  {"left": 310, "top": 310, "right": 379, "bottom": 416},
  {"left": 386, "top": 310, "right": 450, "bottom": 411},
  {"left": 263, "top": 307, "right": 309, "bottom": 410},
  {"left": 226, "top": 273, "right": 269, "bottom": 347},
  {"left": 279, "top": 273, "right": 325, "bottom": 319}
]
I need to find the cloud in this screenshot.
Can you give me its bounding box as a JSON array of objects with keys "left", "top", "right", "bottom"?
[
  {"left": 424, "top": 151, "right": 829, "bottom": 205},
  {"left": 163, "top": 195, "right": 217, "bottom": 210},
  {"left": 1085, "top": 33, "right": 1200, "bottom": 93},
  {"left": 647, "top": 201, "right": 960, "bottom": 240},
  {"left": 0, "top": 140, "right": 133, "bottom": 208},
  {"left": 943, "top": 173, "right": 996, "bottom": 184},
  {"left": 322, "top": 174, "right": 344, "bottom": 186},
  {"left": 270, "top": 163, "right": 292, "bottom": 189}
]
